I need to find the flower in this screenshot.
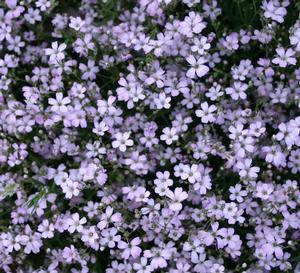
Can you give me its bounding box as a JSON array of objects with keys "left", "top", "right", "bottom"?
[
  {"left": 81, "top": 226, "right": 99, "bottom": 245},
  {"left": 262, "top": 0, "right": 287, "bottom": 23},
  {"left": 45, "top": 41, "right": 67, "bottom": 63},
  {"left": 1, "top": 0, "right": 300, "bottom": 271},
  {"left": 195, "top": 102, "right": 217, "bottom": 123},
  {"left": 118, "top": 237, "right": 142, "bottom": 259},
  {"left": 67, "top": 213, "right": 87, "bottom": 233},
  {"left": 48, "top": 92, "right": 70, "bottom": 113},
  {"left": 272, "top": 47, "right": 296, "bottom": 67},
  {"left": 38, "top": 219, "right": 54, "bottom": 238},
  {"left": 225, "top": 82, "right": 248, "bottom": 100},
  {"left": 160, "top": 127, "right": 179, "bottom": 145},
  {"left": 166, "top": 187, "right": 188, "bottom": 211},
  {"left": 112, "top": 132, "right": 134, "bottom": 152},
  {"left": 256, "top": 183, "right": 274, "bottom": 200},
  {"left": 69, "top": 16, "right": 84, "bottom": 31},
  {"left": 186, "top": 55, "right": 209, "bottom": 78},
  {"left": 154, "top": 93, "right": 171, "bottom": 109},
  {"left": 236, "top": 159, "right": 260, "bottom": 179}
]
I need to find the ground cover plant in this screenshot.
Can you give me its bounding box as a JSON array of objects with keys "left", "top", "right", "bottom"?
[{"left": 0, "top": 0, "right": 300, "bottom": 272}]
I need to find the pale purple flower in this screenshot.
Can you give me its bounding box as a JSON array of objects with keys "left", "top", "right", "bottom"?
[
  {"left": 166, "top": 187, "right": 188, "bottom": 211},
  {"left": 160, "top": 127, "right": 179, "bottom": 145},
  {"left": 236, "top": 159, "right": 260, "bottom": 178},
  {"left": 186, "top": 55, "right": 209, "bottom": 78},
  {"left": 48, "top": 93, "right": 70, "bottom": 113},
  {"left": 45, "top": 41, "right": 67, "bottom": 63},
  {"left": 195, "top": 102, "right": 217, "bottom": 123},
  {"left": 118, "top": 237, "right": 142, "bottom": 259},
  {"left": 112, "top": 132, "right": 134, "bottom": 152},
  {"left": 67, "top": 213, "right": 87, "bottom": 233},
  {"left": 272, "top": 47, "right": 296, "bottom": 67}
]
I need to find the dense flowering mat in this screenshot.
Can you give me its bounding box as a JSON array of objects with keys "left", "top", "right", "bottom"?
[{"left": 0, "top": 0, "right": 300, "bottom": 272}]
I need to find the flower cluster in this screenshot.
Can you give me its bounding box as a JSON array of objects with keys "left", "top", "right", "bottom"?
[{"left": 0, "top": 0, "right": 300, "bottom": 272}]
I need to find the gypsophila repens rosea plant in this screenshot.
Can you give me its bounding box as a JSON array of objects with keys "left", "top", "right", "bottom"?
[{"left": 0, "top": 0, "right": 300, "bottom": 272}]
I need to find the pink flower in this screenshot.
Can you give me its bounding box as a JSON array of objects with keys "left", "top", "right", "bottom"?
[
  {"left": 263, "top": 0, "right": 287, "bottom": 23},
  {"left": 180, "top": 12, "right": 206, "bottom": 37},
  {"left": 62, "top": 245, "right": 78, "bottom": 263},
  {"left": 69, "top": 16, "right": 84, "bottom": 31}
]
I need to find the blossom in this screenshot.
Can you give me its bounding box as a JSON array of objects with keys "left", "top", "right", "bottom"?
[
  {"left": 262, "top": 0, "right": 287, "bottom": 23},
  {"left": 133, "top": 257, "right": 152, "bottom": 273},
  {"left": 256, "top": 183, "right": 274, "bottom": 200},
  {"left": 180, "top": 12, "right": 206, "bottom": 37},
  {"left": 79, "top": 60, "right": 99, "bottom": 80},
  {"left": 2, "top": 233, "right": 22, "bottom": 252},
  {"left": 225, "top": 82, "right": 248, "bottom": 100},
  {"left": 61, "top": 179, "right": 81, "bottom": 199},
  {"left": 62, "top": 245, "right": 78, "bottom": 263},
  {"left": 0, "top": 0, "right": 300, "bottom": 272},
  {"left": 191, "top": 37, "right": 211, "bottom": 55},
  {"left": 154, "top": 93, "right": 171, "bottom": 109},
  {"left": 160, "top": 127, "right": 179, "bottom": 145},
  {"left": 45, "top": 41, "right": 67, "bottom": 63},
  {"left": 154, "top": 171, "right": 173, "bottom": 186},
  {"left": 112, "top": 132, "right": 134, "bottom": 152},
  {"left": 229, "top": 184, "right": 247, "bottom": 202},
  {"left": 236, "top": 159, "right": 260, "bottom": 179},
  {"left": 100, "top": 228, "right": 121, "bottom": 248},
  {"left": 48, "top": 92, "right": 70, "bottom": 113},
  {"left": 81, "top": 226, "right": 99, "bottom": 245},
  {"left": 118, "top": 237, "right": 142, "bottom": 259},
  {"left": 275, "top": 122, "right": 299, "bottom": 147},
  {"left": 290, "top": 28, "right": 300, "bottom": 51},
  {"left": 195, "top": 102, "right": 217, "bottom": 123},
  {"left": 166, "top": 187, "right": 188, "bottom": 211},
  {"left": 180, "top": 164, "right": 201, "bottom": 183},
  {"left": 67, "top": 213, "right": 87, "bottom": 233},
  {"left": 69, "top": 16, "right": 84, "bottom": 31},
  {"left": 38, "top": 219, "right": 55, "bottom": 238},
  {"left": 186, "top": 55, "right": 209, "bottom": 78},
  {"left": 272, "top": 47, "right": 296, "bottom": 67},
  {"left": 36, "top": 0, "right": 51, "bottom": 11}
]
